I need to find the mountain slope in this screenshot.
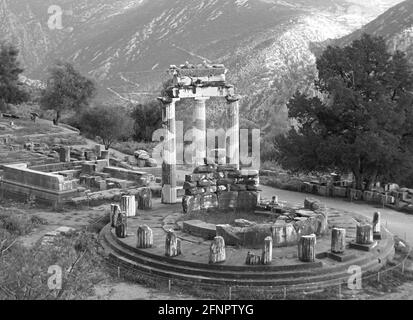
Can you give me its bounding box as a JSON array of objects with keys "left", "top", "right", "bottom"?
[
  {"left": 0, "top": 0, "right": 405, "bottom": 130},
  {"left": 333, "top": 0, "right": 413, "bottom": 63}
]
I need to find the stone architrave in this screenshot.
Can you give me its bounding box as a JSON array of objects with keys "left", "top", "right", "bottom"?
[
  {"left": 298, "top": 234, "right": 316, "bottom": 262},
  {"left": 331, "top": 228, "right": 346, "bottom": 254},
  {"left": 165, "top": 230, "right": 181, "bottom": 257},
  {"left": 137, "top": 225, "right": 153, "bottom": 249},
  {"left": 209, "top": 236, "right": 226, "bottom": 264}
]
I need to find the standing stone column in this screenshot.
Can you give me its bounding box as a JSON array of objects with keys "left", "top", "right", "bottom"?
[
  {"left": 331, "top": 228, "right": 346, "bottom": 254},
  {"left": 137, "top": 225, "right": 153, "bottom": 249},
  {"left": 120, "top": 195, "right": 136, "bottom": 217},
  {"left": 373, "top": 211, "right": 381, "bottom": 234},
  {"left": 59, "top": 146, "right": 70, "bottom": 162},
  {"left": 262, "top": 236, "right": 273, "bottom": 265},
  {"left": 226, "top": 95, "right": 240, "bottom": 169},
  {"left": 158, "top": 97, "right": 180, "bottom": 204},
  {"left": 193, "top": 98, "right": 208, "bottom": 167},
  {"left": 356, "top": 224, "right": 373, "bottom": 244},
  {"left": 165, "top": 230, "right": 181, "bottom": 257},
  {"left": 209, "top": 236, "right": 226, "bottom": 264},
  {"left": 298, "top": 234, "right": 316, "bottom": 262},
  {"left": 110, "top": 204, "right": 121, "bottom": 228}
]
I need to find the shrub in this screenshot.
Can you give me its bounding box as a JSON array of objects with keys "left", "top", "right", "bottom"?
[{"left": 0, "top": 214, "right": 34, "bottom": 236}]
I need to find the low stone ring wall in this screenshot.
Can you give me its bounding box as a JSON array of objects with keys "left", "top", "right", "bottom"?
[{"left": 181, "top": 197, "right": 328, "bottom": 248}]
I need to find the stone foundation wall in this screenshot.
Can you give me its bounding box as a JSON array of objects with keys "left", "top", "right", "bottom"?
[
  {"left": 30, "top": 161, "right": 84, "bottom": 173},
  {"left": 2, "top": 164, "right": 73, "bottom": 191},
  {"left": 103, "top": 166, "right": 152, "bottom": 185},
  {"left": 182, "top": 165, "right": 260, "bottom": 214}
]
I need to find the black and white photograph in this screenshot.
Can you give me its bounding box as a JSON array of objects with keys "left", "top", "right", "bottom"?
[{"left": 0, "top": 0, "right": 413, "bottom": 308}]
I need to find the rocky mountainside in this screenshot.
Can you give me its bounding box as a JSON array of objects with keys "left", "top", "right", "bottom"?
[
  {"left": 333, "top": 0, "right": 413, "bottom": 63},
  {"left": 0, "top": 0, "right": 404, "bottom": 131}
]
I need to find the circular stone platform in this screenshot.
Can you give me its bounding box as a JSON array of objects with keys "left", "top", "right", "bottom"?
[{"left": 100, "top": 198, "right": 395, "bottom": 290}]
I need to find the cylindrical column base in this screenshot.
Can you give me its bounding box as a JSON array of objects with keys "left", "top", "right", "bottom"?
[
  {"left": 209, "top": 236, "right": 226, "bottom": 264},
  {"left": 165, "top": 230, "right": 181, "bottom": 257},
  {"left": 120, "top": 195, "right": 136, "bottom": 217},
  {"left": 331, "top": 228, "right": 346, "bottom": 254},
  {"left": 110, "top": 204, "right": 121, "bottom": 228},
  {"left": 298, "top": 234, "right": 316, "bottom": 262},
  {"left": 137, "top": 225, "right": 153, "bottom": 248},
  {"left": 373, "top": 211, "right": 381, "bottom": 234},
  {"left": 262, "top": 236, "right": 273, "bottom": 264},
  {"left": 356, "top": 224, "right": 373, "bottom": 245}
]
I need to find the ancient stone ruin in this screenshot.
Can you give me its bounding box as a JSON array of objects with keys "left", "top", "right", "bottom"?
[
  {"left": 0, "top": 144, "right": 155, "bottom": 207},
  {"left": 157, "top": 63, "right": 240, "bottom": 204}
]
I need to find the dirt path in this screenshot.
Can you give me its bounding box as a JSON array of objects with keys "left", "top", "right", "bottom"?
[{"left": 260, "top": 185, "right": 413, "bottom": 245}]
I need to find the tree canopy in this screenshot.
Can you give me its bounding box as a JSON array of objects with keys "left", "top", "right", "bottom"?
[
  {"left": 130, "top": 100, "right": 162, "bottom": 142},
  {"left": 0, "top": 42, "right": 29, "bottom": 110},
  {"left": 275, "top": 34, "right": 413, "bottom": 190},
  {"left": 40, "top": 62, "right": 96, "bottom": 124},
  {"left": 78, "top": 104, "right": 133, "bottom": 150}
]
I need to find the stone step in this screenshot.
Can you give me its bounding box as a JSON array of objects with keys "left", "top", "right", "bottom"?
[
  {"left": 104, "top": 236, "right": 390, "bottom": 289},
  {"left": 101, "top": 225, "right": 394, "bottom": 287}
]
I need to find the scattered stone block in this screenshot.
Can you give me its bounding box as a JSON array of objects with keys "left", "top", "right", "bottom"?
[
  {"left": 304, "top": 198, "right": 322, "bottom": 211},
  {"left": 182, "top": 220, "right": 216, "bottom": 240},
  {"left": 182, "top": 195, "right": 201, "bottom": 214},
  {"left": 59, "top": 147, "right": 70, "bottom": 163},
  {"left": 234, "top": 219, "right": 256, "bottom": 228},
  {"left": 333, "top": 186, "right": 347, "bottom": 197}
]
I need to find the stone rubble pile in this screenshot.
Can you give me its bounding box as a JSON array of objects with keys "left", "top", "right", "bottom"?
[
  {"left": 134, "top": 150, "right": 158, "bottom": 168},
  {"left": 182, "top": 164, "right": 260, "bottom": 214},
  {"left": 215, "top": 197, "right": 328, "bottom": 248}
]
